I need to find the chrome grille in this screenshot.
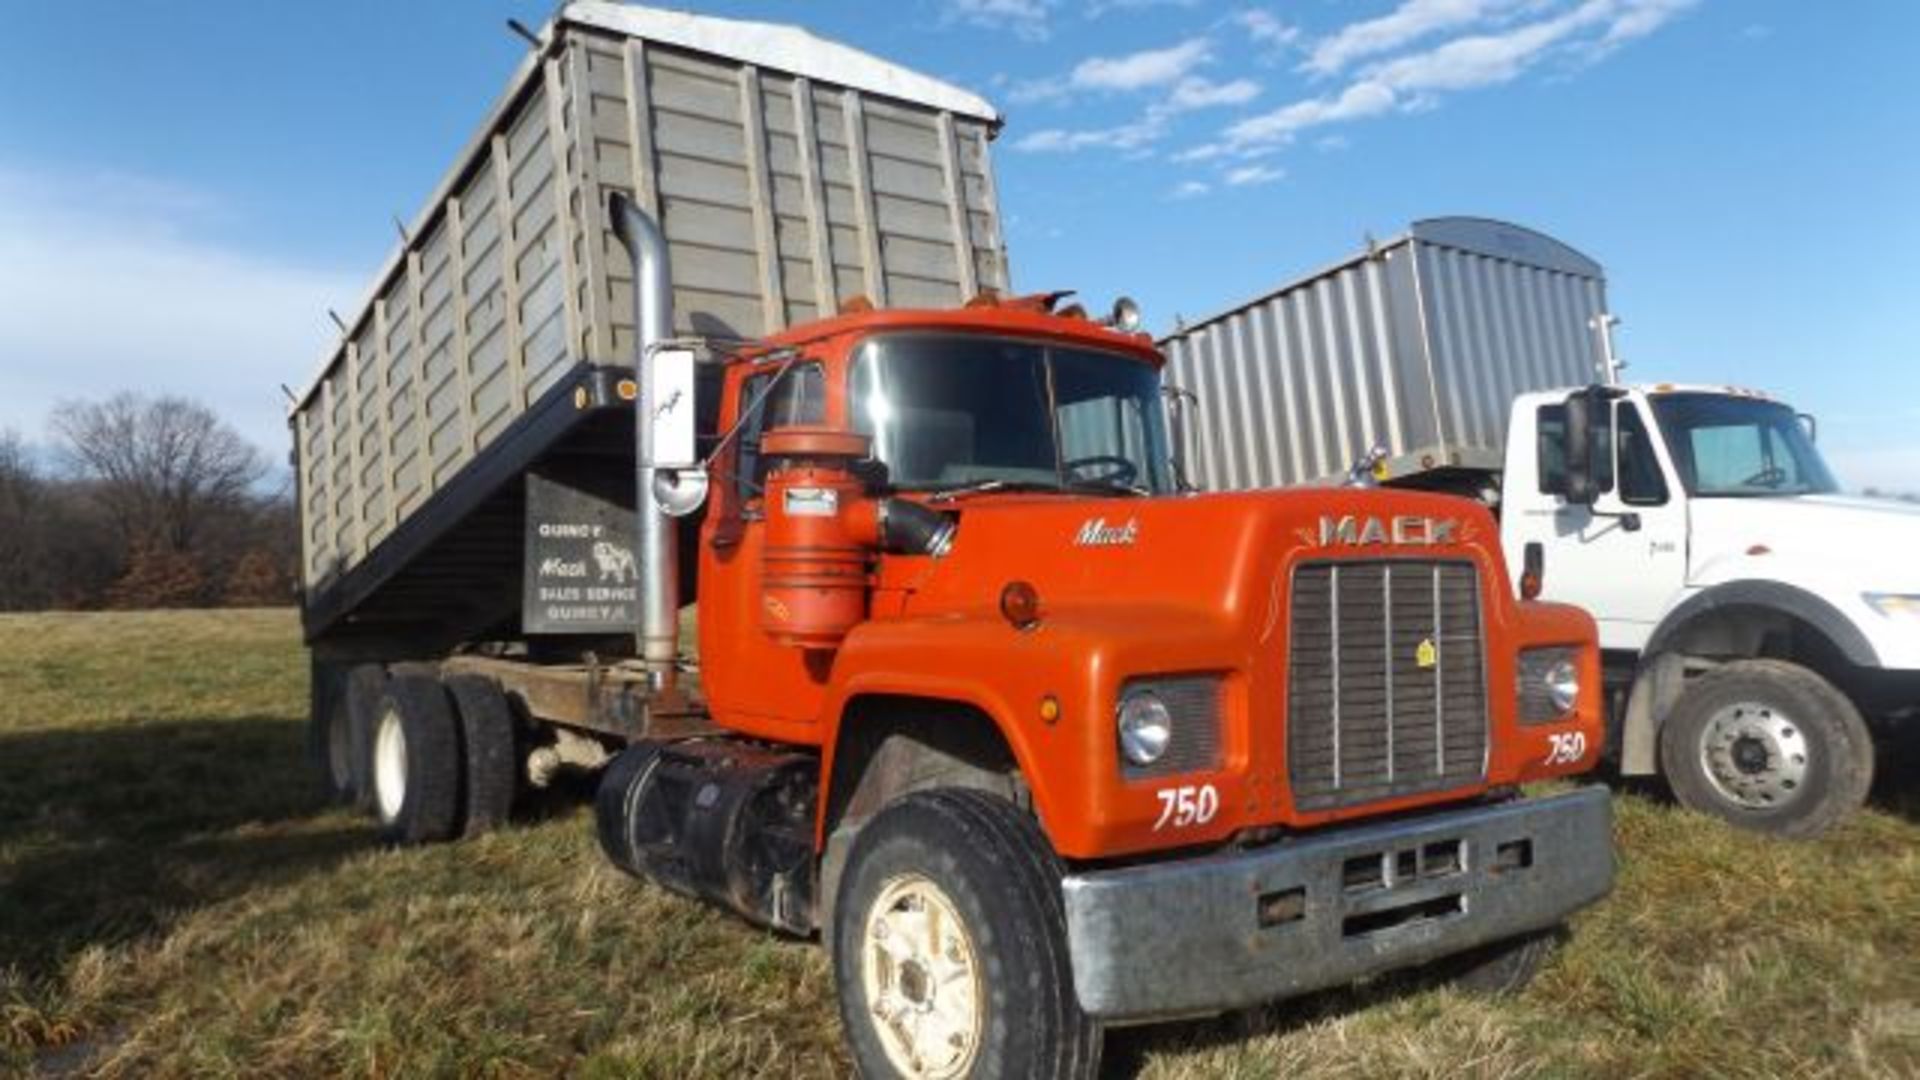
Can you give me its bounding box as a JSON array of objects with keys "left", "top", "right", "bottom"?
[{"left": 1287, "top": 560, "right": 1488, "bottom": 810}]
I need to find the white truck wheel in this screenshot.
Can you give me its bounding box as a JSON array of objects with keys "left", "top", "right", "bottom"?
[
  {"left": 370, "top": 675, "right": 463, "bottom": 845},
  {"left": 1658, "top": 659, "right": 1873, "bottom": 839}
]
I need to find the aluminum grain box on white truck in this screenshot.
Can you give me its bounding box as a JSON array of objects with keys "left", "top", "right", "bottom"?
[
  {"left": 289, "top": 1, "right": 1008, "bottom": 646},
  {"left": 1161, "top": 218, "right": 1609, "bottom": 493}
]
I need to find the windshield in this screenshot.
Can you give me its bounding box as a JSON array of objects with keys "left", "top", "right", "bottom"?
[
  {"left": 850, "top": 335, "right": 1173, "bottom": 495},
  {"left": 1649, "top": 393, "right": 1838, "bottom": 497}
]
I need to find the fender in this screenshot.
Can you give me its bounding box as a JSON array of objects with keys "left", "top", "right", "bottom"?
[
  {"left": 1620, "top": 579, "right": 1875, "bottom": 773},
  {"left": 813, "top": 614, "right": 1066, "bottom": 850},
  {"left": 1646, "top": 579, "right": 1876, "bottom": 667}
]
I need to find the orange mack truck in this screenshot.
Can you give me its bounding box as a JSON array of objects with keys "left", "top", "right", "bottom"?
[{"left": 292, "top": 4, "right": 1614, "bottom": 1075}]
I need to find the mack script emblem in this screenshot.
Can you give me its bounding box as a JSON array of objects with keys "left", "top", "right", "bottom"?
[
  {"left": 1074, "top": 517, "right": 1139, "bottom": 547},
  {"left": 1298, "top": 514, "right": 1463, "bottom": 547}
]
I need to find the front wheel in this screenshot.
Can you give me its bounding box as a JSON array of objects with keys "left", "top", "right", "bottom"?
[
  {"left": 1658, "top": 659, "right": 1873, "bottom": 839},
  {"left": 1433, "top": 928, "right": 1564, "bottom": 996},
  {"left": 832, "top": 789, "right": 1101, "bottom": 1079}
]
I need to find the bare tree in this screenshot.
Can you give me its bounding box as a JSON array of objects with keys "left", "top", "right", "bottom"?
[
  {"left": 0, "top": 429, "right": 50, "bottom": 609},
  {"left": 51, "top": 393, "right": 267, "bottom": 554}
]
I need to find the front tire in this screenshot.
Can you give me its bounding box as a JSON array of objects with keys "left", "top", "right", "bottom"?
[
  {"left": 1658, "top": 659, "right": 1873, "bottom": 839},
  {"left": 832, "top": 789, "right": 1100, "bottom": 1080},
  {"left": 1434, "top": 928, "right": 1563, "bottom": 996}
]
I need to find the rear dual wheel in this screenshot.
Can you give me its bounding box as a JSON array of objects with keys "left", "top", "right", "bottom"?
[
  {"left": 372, "top": 676, "right": 462, "bottom": 845},
  {"left": 365, "top": 672, "right": 522, "bottom": 845}
]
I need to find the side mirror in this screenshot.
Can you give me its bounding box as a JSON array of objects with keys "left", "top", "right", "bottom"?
[
  {"left": 1797, "top": 412, "right": 1817, "bottom": 444},
  {"left": 1561, "top": 387, "right": 1599, "bottom": 506},
  {"left": 1163, "top": 385, "right": 1199, "bottom": 492},
  {"left": 647, "top": 344, "right": 709, "bottom": 517}
]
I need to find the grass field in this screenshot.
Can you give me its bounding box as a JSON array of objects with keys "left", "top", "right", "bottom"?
[{"left": 2, "top": 610, "right": 1917, "bottom": 1078}]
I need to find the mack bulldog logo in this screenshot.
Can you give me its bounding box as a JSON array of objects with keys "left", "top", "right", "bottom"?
[
  {"left": 1298, "top": 514, "right": 1464, "bottom": 547},
  {"left": 1074, "top": 516, "right": 1139, "bottom": 547}
]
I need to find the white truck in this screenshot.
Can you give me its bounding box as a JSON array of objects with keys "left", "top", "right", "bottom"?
[{"left": 1165, "top": 219, "right": 1909, "bottom": 837}]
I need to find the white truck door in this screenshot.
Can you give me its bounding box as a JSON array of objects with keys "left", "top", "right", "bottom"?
[{"left": 1502, "top": 393, "right": 1688, "bottom": 651}]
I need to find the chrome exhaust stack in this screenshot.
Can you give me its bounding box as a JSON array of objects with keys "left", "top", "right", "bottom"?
[{"left": 609, "top": 192, "right": 683, "bottom": 684}]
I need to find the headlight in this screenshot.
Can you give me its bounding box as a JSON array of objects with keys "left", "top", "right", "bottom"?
[
  {"left": 1115, "top": 676, "right": 1224, "bottom": 777},
  {"left": 1517, "top": 647, "right": 1581, "bottom": 724},
  {"left": 1864, "top": 593, "right": 1920, "bottom": 619},
  {"left": 1116, "top": 689, "right": 1173, "bottom": 766}
]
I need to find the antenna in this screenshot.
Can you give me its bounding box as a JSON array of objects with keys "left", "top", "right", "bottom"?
[
  {"left": 327, "top": 309, "right": 349, "bottom": 334},
  {"left": 506, "top": 18, "right": 542, "bottom": 49}
]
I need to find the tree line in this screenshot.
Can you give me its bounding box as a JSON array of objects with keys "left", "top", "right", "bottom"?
[{"left": 0, "top": 393, "right": 297, "bottom": 611}]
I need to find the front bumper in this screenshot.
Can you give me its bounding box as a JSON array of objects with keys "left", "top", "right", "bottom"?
[{"left": 1060, "top": 786, "right": 1614, "bottom": 1021}]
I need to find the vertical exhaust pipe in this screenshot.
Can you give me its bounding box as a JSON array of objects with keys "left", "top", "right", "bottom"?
[{"left": 609, "top": 192, "right": 679, "bottom": 682}]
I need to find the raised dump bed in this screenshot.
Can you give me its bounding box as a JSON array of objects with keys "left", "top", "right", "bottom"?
[{"left": 291, "top": 1, "right": 1008, "bottom": 651}]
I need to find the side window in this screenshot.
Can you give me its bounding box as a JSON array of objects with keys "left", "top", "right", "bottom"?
[
  {"left": 1536, "top": 404, "right": 1614, "bottom": 496},
  {"left": 734, "top": 362, "right": 826, "bottom": 501},
  {"left": 1615, "top": 404, "right": 1669, "bottom": 505}
]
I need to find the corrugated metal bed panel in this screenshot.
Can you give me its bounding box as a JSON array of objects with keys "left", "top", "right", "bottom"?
[{"left": 1164, "top": 218, "right": 1608, "bottom": 493}]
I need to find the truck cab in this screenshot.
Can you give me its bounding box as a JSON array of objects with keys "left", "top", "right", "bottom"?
[{"left": 1501, "top": 383, "right": 1912, "bottom": 836}]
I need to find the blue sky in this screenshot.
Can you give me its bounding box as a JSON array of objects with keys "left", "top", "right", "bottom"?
[{"left": 2, "top": 1, "right": 1915, "bottom": 489}]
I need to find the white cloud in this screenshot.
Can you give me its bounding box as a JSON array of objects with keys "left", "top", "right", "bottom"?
[
  {"left": 1086, "top": 0, "right": 1201, "bottom": 17},
  {"left": 1224, "top": 163, "right": 1287, "bottom": 186},
  {"left": 1165, "top": 75, "right": 1261, "bottom": 111},
  {"left": 1316, "top": 133, "right": 1352, "bottom": 151},
  {"left": 1169, "top": 179, "right": 1211, "bottom": 199},
  {"left": 942, "top": 0, "right": 1057, "bottom": 42},
  {"left": 1008, "top": 36, "right": 1211, "bottom": 104},
  {"left": 1008, "top": 40, "right": 1256, "bottom": 153},
  {"left": 0, "top": 165, "right": 360, "bottom": 456},
  {"left": 1235, "top": 9, "right": 1302, "bottom": 49},
  {"left": 1593, "top": 0, "right": 1698, "bottom": 51},
  {"left": 1013, "top": 119, "right": 1164, "bottom": 152},
  {"left": 1071, "top": 37, "right": 1212, "bottom": 92},
  {"left": 1303, "top": 0, "right": 1530, "bottom": 77},
  {"left": 1215, "top": 0, "right": 1695, "bottom": 153},
  {"left": 1362, "top": 2, "right": 1607, "bottom": 93},
  {"left": 1171, "top": 143, "right": 1229, "bottom": 164},
  {"left": 1223, "top": 79, "right": 1399, "bottom": 146}
]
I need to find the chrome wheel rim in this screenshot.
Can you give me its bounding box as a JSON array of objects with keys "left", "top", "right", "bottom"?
[
  {"left": 861, "top": 874, "right": 983, "bottom": 1079},
  {"left": 1698, "top": 701, "right": 1809, "bottom": 810},
  {"left": 373, "top": 709, "right": 408, "bottom": 823}
]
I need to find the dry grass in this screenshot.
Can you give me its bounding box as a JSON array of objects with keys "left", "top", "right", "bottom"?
[{"left": 1, "top": 610, "right": 1917, "bottom": 1077}]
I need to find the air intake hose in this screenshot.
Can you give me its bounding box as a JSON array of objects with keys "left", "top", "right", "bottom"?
[{"left": 879, "top": 498, "right": 956, "bottom": 557}]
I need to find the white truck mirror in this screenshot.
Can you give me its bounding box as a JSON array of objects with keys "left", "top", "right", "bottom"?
[{"left": 648, "top": 345, "right": 709, "bottom": 516}]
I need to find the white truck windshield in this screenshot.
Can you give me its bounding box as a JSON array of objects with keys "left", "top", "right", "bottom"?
[
  {"left": 850, "top": 335, "right": 1173, "bottom": 496},
  {"left": 1650, "top": 393, "right": 1838, "bottom": 497}
]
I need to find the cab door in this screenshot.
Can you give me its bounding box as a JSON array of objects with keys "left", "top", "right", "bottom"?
[
  {"left": 696, "top": 360, "right": 834, "bottom": 738},
  {"left": 1502, "top": 395, "right": 1687, "bottom": 651}
]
